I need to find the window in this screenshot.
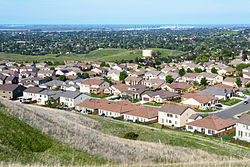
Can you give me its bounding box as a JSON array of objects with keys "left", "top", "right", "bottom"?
[
  {"left": 188, "top": 126, "right": 193, "bottom": 130},
  {"left": 175, "top": 115, "right": 178, "bottom": 118},
  {"left": 167, "top": 114, "right": 173, "bottom": 117},
  {"left": 208, "top": 130, "right": 211, "bottom": 134},
  {"left": 169, "top": 120, "right": 172, "bottom": 123},
  {"left": 161, "top": 119, "right": 164, "bottom": 124},
  {"left": 175, "top": 121, "right": 177, "bottom": 125},
  {"left": 3, "top": 91, "right": 5, "bottom": 93}
]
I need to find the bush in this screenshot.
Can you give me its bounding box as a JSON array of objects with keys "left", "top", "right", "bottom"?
[{"left": 124, "top": 132, "right": 139, "bottom": 140}]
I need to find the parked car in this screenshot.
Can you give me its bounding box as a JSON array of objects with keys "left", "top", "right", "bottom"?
[
  {"left": 243, "top": 101, "right": 249, "bottom": 105},
  {"left": 215, "top": 104, "right": 223, "bottom": 108},
  {"left": 236, "top": 92, "right": 246, "bottom": 97}
]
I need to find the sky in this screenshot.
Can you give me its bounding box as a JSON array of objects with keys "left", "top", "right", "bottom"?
[{"left": 0, "top": 0, "right": 249, "bottom": 24}]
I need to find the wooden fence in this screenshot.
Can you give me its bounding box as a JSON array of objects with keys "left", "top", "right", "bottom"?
[
  {"left": 163, "top": 100, "right": 199, "bottom": 109},
  {"left": 215, "top": 128, "right": 236, "bottom": 137},
  {"left": 135, "top": 119, "right": 158, "bottom": 125}
]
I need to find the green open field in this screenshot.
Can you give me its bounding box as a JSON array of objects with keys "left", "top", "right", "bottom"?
[{"left": 0, "top": 48, "right": 185, "bottom": 62}]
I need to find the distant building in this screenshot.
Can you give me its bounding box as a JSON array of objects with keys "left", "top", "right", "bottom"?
[{"left": 142, "top": 50, "right": 153, "bottom": 58}]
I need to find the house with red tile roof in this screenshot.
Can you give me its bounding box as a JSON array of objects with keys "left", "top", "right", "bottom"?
[
  {"left": 75, "top": 98, "right": 109, "bottom": 114},
  {"left": 80, "top": 78, "right": 109, "bottom": 94},
  {"left": 124, "top": 106, "right": 159, "bottom": 123},
  {"left": 98, "top": 100, "right": 140, "bottom": 118},
  {"left": 181, "top": 93, "right": 218, "bottom": 109},
  {"left": 186, "top": 115, "right": 235, "bottom": 135}
]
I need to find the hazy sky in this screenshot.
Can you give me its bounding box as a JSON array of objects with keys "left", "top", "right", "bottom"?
[{"left": 0, "top": 0, "right": 249, "bottom": 24}]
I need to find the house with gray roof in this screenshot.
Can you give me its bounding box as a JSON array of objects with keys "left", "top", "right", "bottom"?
[
  {"left": 39, "top": 80, "right": 64, "bottom": 90},
  {"left": 158, "top": 103, "right": 196, "bottom": 127},
  {"left": 197, "top": 86, "right": 233, "bottom": 100},
  {"left": 55, "top": 91, "right": 92, "bottom": 108}
]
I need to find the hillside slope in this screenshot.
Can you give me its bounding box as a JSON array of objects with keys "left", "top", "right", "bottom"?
[
  {"left": 0, "top": 105, "right": 111, "bottom": 166},
  {"left": 1, "top": 98, "right": 250, "bottom": 167}
]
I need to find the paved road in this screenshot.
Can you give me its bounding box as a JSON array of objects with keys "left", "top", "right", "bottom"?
[{"left": 215, "top": 98, "right": 250, "bottom": 119}]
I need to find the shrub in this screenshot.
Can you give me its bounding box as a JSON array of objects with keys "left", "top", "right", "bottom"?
[{"left": 123, "top": 132, "right": 139, "bottom": 140}]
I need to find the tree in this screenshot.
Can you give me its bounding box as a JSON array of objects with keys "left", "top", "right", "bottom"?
[
  {"left": 179, "top": 68, "right": 186, "bottom": 76},
  {"left": 59, "top": 75, "right": 67, "bottom": 81},
  {"left": 83, "top": 73, "right": 89, "bottom": 79},
  {"left": 76, "top": 72, "right": 82, "bottom": 78},
  {"left": 100, "top": 62, "right": 106, "bottom": 67},
  {"left": 211, "top": 67, "right": 217, "bottom": 74},
  {"left": 200, "top": 77, "right": 207, "bottom": 86},
  {"left": 193, "top": 81, "right": 199, "bottom": 87},
  {"left": 242, "top": 53, "right": 248, "bottom": 61},
  {"left": 36, "top": 68, "right": 40, "bottom": 72},
  {"left": 50, "top": 67, "right": 55, "bottom": 70},
  {"left": 236, "top": 63, "right": 250, "bottom": 72},
  {"left": 119, "top": 71, "right": 127, "bottom": 81},
  {"left": 194, "top": 68, "right": 202, "bottom": 73},
  {"left": 46, "top": 97, "right": 59, "bottom": 108},
  {"left": 187, "top": 68, "right": 193, "bottom": 73},
  {"left": 165, "top": 75, "right": 173, "bottom": 83},
  {"left": 45, "top": 76, "right": 52, "bottom": 82},
  {"left": 236, "top": 77, "right": 241, "bottom": 87}
]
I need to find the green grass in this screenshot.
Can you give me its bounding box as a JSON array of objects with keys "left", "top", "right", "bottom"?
[
  {"left": 221, "top": 98, "right": 242, "bottom": 106},
  {"left": 243, "top": 91, "right": 250, "bottom": 96},
  {"left": 144, "top": 102, "right": 163, "bottom": 106},
  {"left": 0, "top": 106, "right": 111, "bottom": 166},
  {"left": 91, "top": 93, "right": 113, "bottom": 98},
  {"left": 196, "top": 108, "right": 216, "bottom": 112},
  {"left": 83, "top": 114, "right": 249, "bottom": 158},
  {"left": 130, "top": 99, "right": 140, "bottom": 103},
  {"left": 0, "top": 48, "right": 184, "bottom": 62}
]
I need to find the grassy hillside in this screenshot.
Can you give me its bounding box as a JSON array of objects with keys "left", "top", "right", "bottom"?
[
  {"left": 85, "top": 114, "right": 250, "bottom": 158},
  {"left": 0, "top": 106, "right": 111, "bottom": 166},
  {"left": 0, "top": 48, "right": 184, "bottom": 62},
  {"left": 1, "top": 99, "right": 249, "bottom": 166}
]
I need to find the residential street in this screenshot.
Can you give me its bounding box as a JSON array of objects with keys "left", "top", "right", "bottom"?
[{"left": 214, "top": 97, "right": 250, "bottom": 119}]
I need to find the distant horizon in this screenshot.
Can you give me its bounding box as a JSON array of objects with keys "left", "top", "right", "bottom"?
[{"left": 0, "top": 24, "right": 250, "bottom": 25}]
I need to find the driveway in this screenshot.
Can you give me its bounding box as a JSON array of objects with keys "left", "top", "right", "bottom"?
[{"left": 214, "top": 97, "right": 250, "bottom": 119}]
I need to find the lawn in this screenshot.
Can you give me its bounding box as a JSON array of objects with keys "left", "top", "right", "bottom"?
[
  {"left": 130, "top": 99, "right": 140, "bottom": 103},
  {"left": 144, "top": 102, "right": 163, "bottom": 106},
  {"left": 91, "top": 93, "right": 112, "bottom": 98},
  {"left": 221, "top": 98, "right": 242, "bottom": 106},
  {"left": 196, "top": 108, "right": 216, "bottom": 112},
  {"left": 243, "top": 91, "right": 250, "bottom": 96},
  {"left": 0, "top": 106, "right": 110, "bottom": 166},
  {"left": 0, "top": 48, "right": 185, "bottom": 62}
]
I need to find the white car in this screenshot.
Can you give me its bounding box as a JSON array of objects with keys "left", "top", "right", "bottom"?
[{"left": 236, "top": 92, "right": 245, "bottom": 97}]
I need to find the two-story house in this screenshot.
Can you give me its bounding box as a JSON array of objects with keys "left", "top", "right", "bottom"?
[
  {"left": 235, "top": 114, "right": 250, "bottom": 142},
  {"left": 158, "top": 103, "right": 196, "bottom": 127}
]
